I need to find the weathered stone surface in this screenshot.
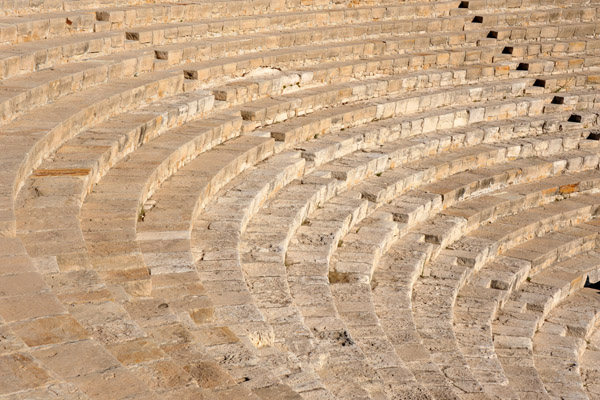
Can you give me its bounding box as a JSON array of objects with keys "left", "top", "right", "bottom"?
[
  {"left": 0, "top": 353, "right": 54, "bottom": 395},
  {"left": 11, "top": 315, "right": 89, "bottom": 347},
  {"left": 2, "top": 1, "right": 600, "bottom": 398}
]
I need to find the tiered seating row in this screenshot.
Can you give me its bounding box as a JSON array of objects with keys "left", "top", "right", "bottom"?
[
  {"left": 2, "top": 0, "right": 600, "bottom": 398},
  {"left": 580, "top": 314, "right": 600, "bottom": 399},
  {"left": 5, "top": 9, "right": 600, "bottom": 245},
  {"left": 533, "top": 286, "right": 600, "bottom": 399},
  {"left": 236, "top": 117, "right": 600, "bottom": 395}
]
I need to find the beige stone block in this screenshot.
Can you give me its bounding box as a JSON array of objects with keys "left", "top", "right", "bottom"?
[
  {"left": 184, "top": 360, "right": 235, "bottom": 389},
  {"left": 0, "top": 352, "right": 53, "bottom": 395},
  {"left": 11, "top": 314, "right": 88, "bottom": 347},
  {"left": 0, "top": 324, "right": 26, "bottom": 355},
  {"left": 193, "top": 326, "right": 240, "bottom": 346},
  {"left": 107, "top": 337, "right": 165, "bottom": 366},
  {"left": 0, "top": 292, "right": 64, "bottom": 322},
  {"left": 70, "top": 367, "right": 148, "bottom": 400},
  {"left": 33, "top": 339, "right": 119, "bottom": 378},
  {"left": 0, "top": 271, "right": 46, "bottom": 297},
  {"left": 130, "top": 360, "right": 196, "bottom": 390},
  {"left": 253, "top": 383, "right": 303, "bottom": 399},
  {"left": 69, "top": 301, "right": 145, "bottom": 345}
]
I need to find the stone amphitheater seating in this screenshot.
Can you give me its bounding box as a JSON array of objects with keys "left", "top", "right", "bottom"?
[{"left": 2, "top": 0, "right": 600, "bottom": 399}]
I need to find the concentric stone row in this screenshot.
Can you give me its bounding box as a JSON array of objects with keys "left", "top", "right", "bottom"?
[{"left": 1, "top": 0, "right": 600, "bottom": 398}]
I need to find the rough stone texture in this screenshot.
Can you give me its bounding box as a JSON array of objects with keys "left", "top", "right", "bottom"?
[{"left": 1, "top": 0, "right": 600, "bottom": 398}]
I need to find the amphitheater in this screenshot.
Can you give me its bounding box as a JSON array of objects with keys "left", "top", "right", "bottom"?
[{"left": 4, "top": 0, "right": 600, "bottom": 398}]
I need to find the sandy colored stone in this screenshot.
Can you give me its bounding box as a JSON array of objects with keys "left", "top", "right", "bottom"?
[
  {"left": 0, "top": 272, "right": 47, "bottom": 297},
  {"left": 253, "top": 383, "right": 304, "bottom": 399},
  {"left": 11, "top": 315, "right": 89, "bottom": 347},
  {"left": 0, "top": 293, "right": 64, "bottom": 322},
  {"left": 0, "top": 353, "right": 53, "bottom": 395},
  {"left": 70, "top": 367, "right": 149, "bottom": 400},
  {"left": 129, "top": 360, "right": 197, "bottom": 390},
  {"left": 183, "top": 360, "right": 235, "bottom": 389},
  {"left": 33, "top": 340, "right": 120, "bottom": 378},
  {"left": 106, "top": 337, "right": 166, "bottom": 366}
]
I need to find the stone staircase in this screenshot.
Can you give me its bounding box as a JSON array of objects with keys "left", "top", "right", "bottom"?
[{"left": 1, "top": 0, "right": 600, "bottom": 399}]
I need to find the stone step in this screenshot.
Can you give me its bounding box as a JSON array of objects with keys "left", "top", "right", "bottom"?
[
  {"left": 504, "top": 225, "right": 599, "bottom": 275},
  {"left": 0, "top": 237, "right": 166, "bottom": 399},
  {"left": 111, "top": 5, "right": 600, "bottom": 55},
  {"left": 227, "top": 124, "right": 494, "bottom": 394},
  {"left": 286, "top": 195, "right": 398, "bottom": 398},
  {"left": 19, "top": 89, "right": 214, "bottom": 203},
  {"left": 0, "top": 10, "right": 98, "bottom": 46},
  {"left": 89, "top": 0, "right": 456, "bottom": 31},
  {"left": 298, "top": 114, "right": 592, "bottom": 304},
  {"left": 329, "top": 214, "right": 435, "bottom": 399},
  {"left": 206, "top": 37, "right": 600, "bottom": 105},
  {"left": 10, "top": 91, "right": 218, "bottom": 350},
  {"left": 411, "top": 197, "right": 600, "bottom": 399},
  {"left": 17, "top": 63, "right": 548, "bottom": 334},
  {"left": 180, "top": 19, "right": 600, "bottom": 78},
  {"left": 0, "top": 30, "right": 128, "bottom": 81},
  {"left": 236, "top": 120, "right": 597, "bottom": 398},
  {"left": 455, "top": 230, "right": 600, "bottom": 395},
  {"left": 0, "top": 9, "right": 480, "bottom": 81},
  {"left": 580, "top": 308, "right": 600, "bottom": 400},
  {"left": 137, "top": 134, "right": 275, "bottom": 238},
  {"left": 0, "top": 70, "right": 185, "bottom": 237},
  {"left": 19, "top": 62, "right": 527, "bottom": 306},
  {"left": 19, "top": 60, "right": 497, "bottom": 258},
  {"left": 2, "top": 0, "right": 565, "bottom": 20},
  {"left": 534, "top": 286, "right": 600, "bottom": 399},
  {"left": 240, "top": 181, "right": 386, "bottom": 397},
  {"left": 22, "top": 92, "right": 304, "bottom": 396},
  {"left": 491, "top": 248, "right": 600, "bottom": 400},
  {"left": 300, "top": 107, "right": 589, "bottom": 174},
  {"left": 161, "top": 16, "right": 462, "bottom": 65},
  {"left": 115, "top": 108, "right": 592, "bottom": 396},
  {"left": 2, "top": 13, "right": 554, "bottom": 128},
  {"left": 233, "top": 55, "right": 600, "bottom": 128},
  {"left": 5, "top": 88, "right": 600, "bottom": 400},
  {"left": 263, "top": 78, "right": 543, "bottom": 146},
  {"left": 456, "top": 0, "right": 574, "bottom": 10},
  {"left": 448, "top": 197, "right": 599, "bottom": 271},
  {"left": 369, "top": 166, "right": 600, "bottom": 398},
  {"left": 230, "top": 75, "right": 596, "bottom": 152},
  {"left": 188, "top": 153, "right": 334, "bottom": 397},
  {"left": 69, "top": 133, "right": 297, "bottom": 396},
  {"left": 0, "top": 53, "right": 159, "bottom": 126},
  {"left": 0, "top": 30, "right": 561, "bottom": 131},
  {"left": 120, "top": 3, "right": 458, "bottom": 46},
  {"left": 3, "top": 0, "right": 600, "bottom": 396},
  {"left": 0, "top": 0, "right": 194, "bottom": 17},
  {"left": 78, "top": 111, "right": 243, "bottom": 295},
  {"left": 332, "top": 150, "right": 597, "bottom": 395}
]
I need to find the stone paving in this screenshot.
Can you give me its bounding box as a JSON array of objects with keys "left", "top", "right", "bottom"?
[{"left": 1, "top": 0, "right": 600, "bottom": 398}]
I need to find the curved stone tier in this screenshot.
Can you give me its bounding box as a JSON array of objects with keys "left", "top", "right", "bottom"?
[{"left": 1, "top": 0, "right": 600, "bottom": 399}]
